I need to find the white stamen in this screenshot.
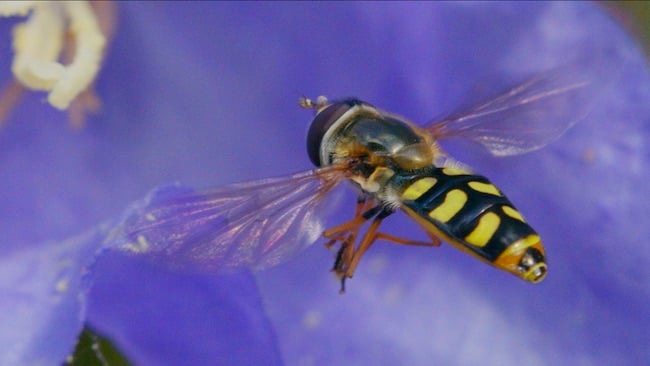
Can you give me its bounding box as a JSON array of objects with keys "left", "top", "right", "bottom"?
[{"left": 2, "top": 1, "right": 106, "bottom": 110}]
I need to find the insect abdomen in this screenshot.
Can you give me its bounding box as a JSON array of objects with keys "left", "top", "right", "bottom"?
[{"left": 398, "top": 167, "right": 539, "bottom": 264}]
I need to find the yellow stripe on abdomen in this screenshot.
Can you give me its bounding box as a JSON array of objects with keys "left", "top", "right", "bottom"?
[
  {"left": 428, "top": 189, "right": 467, "bottom": 223},
  {"left": 468, "top": 181, "right": 501, "bottom": 196},
  {"left": 464, "top": 212, "right": 501, "bottom": 247},
  {"left": 502, "top": 205, "right": 526, "bottom": 222},
  {"left": 442, "top": 167, "right": 468, "bottom": 176},
  {"left": 401, "top": 177, "right": 437, "bottom": 200}
]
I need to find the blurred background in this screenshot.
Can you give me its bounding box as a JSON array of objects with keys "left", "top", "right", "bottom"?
[{"left": 73, "top": 2, "right": 650, "bottom": 364}]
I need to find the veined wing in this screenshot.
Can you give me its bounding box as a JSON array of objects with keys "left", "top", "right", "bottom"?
[
  {"left": 108, "top": 165, "right": 348, "bottom": 273},
  {"left": 425, "top": 62, "right": 609, "bottom": 156}
]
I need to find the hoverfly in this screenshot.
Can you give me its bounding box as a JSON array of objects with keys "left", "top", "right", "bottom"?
[{"left": 117, "top": 65, "right": 600, "bottom": 291}]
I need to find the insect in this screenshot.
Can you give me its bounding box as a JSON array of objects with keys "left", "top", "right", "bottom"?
[{"left": 118, "top": 65, "right": 598, "bottom": 291}]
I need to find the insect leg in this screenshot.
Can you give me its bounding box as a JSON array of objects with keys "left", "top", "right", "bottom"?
[
  {"left": 374, "top": 231, "right": 441, "bottom": 247},
  {"left": 322, "top": 200, "right": 381, "bottom": 241},
  {"left": 331, "top": 233, "right": 355, "bottom": 278},
  {"left": 337, "top": 208, "right": 393, "bottom": 292},
  {"left": 323, "top": 198, "right": 386, "bottom": 292},
  {"left": 354, "top": 194, "right": 373, "bottom": 216},
  {"left": 325, "top": 205, "right": 382, "bottom": 270}
]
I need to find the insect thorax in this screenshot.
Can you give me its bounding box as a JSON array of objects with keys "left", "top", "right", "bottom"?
[{"left": 317, "top": 103, "right": 435, "bottom": 203}]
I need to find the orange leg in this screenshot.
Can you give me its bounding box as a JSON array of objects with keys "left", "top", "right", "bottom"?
[
  {"left": 341, "top": 215, "right": 385, "bottom": 278},
  {"left": 323, "top": 200, "right": 443, "bottom": 293},
  {"left": 353, "top": 195, "right": 372, "bottom": 217},
  {"left": 323, "top": 215, "right": 366, "bottom": 239},
  {"left": 323, "top": 199, "right": 378, "bottom": 291},
  {"left": 375, "top": 231, "right": 441, "bottom": 247},
  {"left": 322, "top": 198, "right": 380, "bottom": 242},
  {"left": 334, "top": 223, "right": 442, "bottom": 293}
]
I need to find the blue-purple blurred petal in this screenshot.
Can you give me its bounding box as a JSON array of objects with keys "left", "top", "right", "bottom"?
[
  {"left": 0, "top": 229, "right": 104, "bottom": 365},
  {"left": 86, "top": 253, "right": 282, "bottom": 365}
]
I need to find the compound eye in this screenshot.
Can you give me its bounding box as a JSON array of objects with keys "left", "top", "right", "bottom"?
[{"left": 306, "top": 102, "right": 353, "bottom": 166}]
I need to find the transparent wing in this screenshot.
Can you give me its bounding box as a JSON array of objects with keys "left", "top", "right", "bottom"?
[
  {"left": 108, "top": 165, "right": 348, "bottom": 273},
  {"left": 425, "top": 62, "right": 609, "bottom": 156}
]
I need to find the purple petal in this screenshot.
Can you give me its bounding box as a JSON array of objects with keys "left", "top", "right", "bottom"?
[
  {"left": 0, "top": 229, "right": 104, "bottom": 365},
  {"left": 86, "top": 253, "right": 282, "bottom": 365}
]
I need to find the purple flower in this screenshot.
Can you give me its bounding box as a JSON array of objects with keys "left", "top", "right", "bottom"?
[{"left": 1, "top": 2, "right": 648, "bottom": 365}]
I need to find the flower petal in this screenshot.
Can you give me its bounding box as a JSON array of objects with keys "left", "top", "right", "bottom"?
[
  {"left": 86, "top": 253, "right": 283, "bottom": 365},
  {"left": 0, "top": 229, "right": 104, "bottom": 365}
]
